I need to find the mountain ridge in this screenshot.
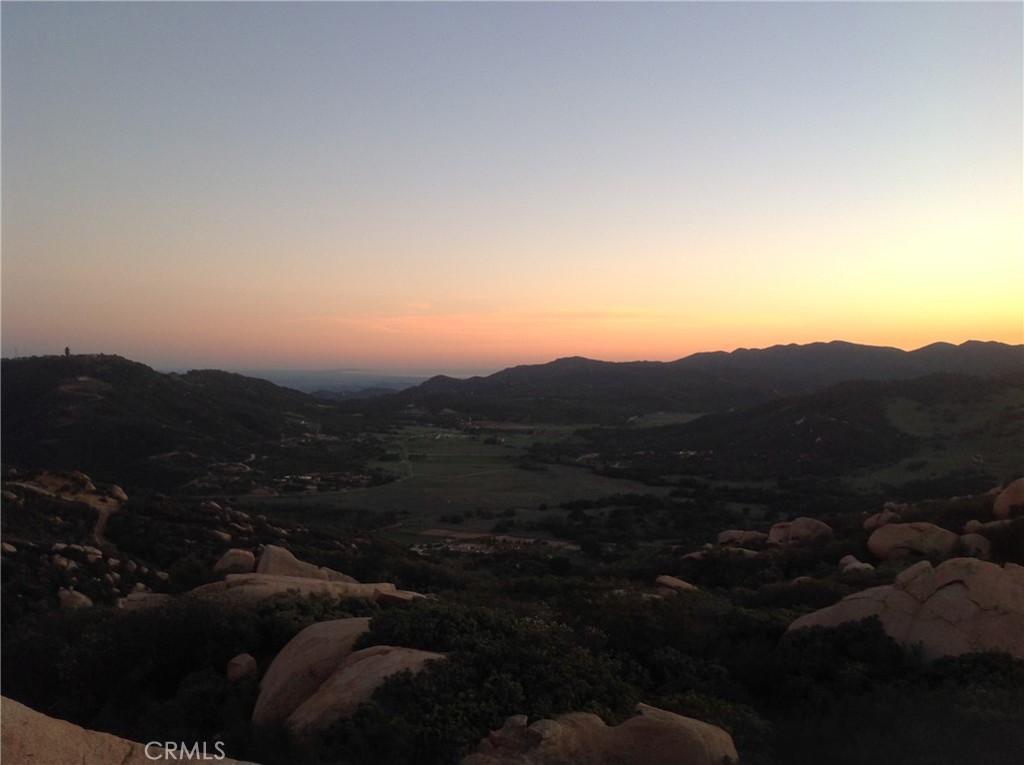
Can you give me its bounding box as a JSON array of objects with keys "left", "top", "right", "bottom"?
[{"left": 381, "top": 340, "right": 1024, "bottom": 423}]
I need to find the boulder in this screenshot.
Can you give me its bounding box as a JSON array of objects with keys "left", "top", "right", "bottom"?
[
  {"left": 190, "top": 573, "right": 402, "bottom": 605},
  {"left": 958, "top": 533, "right": 992, "bottom": 561},
  {"left": 867, "top": 522, "right": 959, "bottom": 561},
  {"left": 227, "top": 653, "right": 258, "bottom": 683},
  {"left": 287, "top": 645, "right": 446, "bottom": 735},
  {"left": 251, "top": 546, "right": 355, "bottom": 582},
  {"left": 655, "top": 575, "right": 697, "bottom": 593},
  {"left": 964, "top": 519, "right": 1015, "bottom": 535},
  {"left": 461, "top": 703, "right": 738, "bottom": 765},
  {"left": 789, "top": 558, "right": 1024, "bottom": 661},
  {"left": 252, "top": 617, "right": 372, "bottom": 725},
  {"left": 838, "top": 555, "right": 874, "bottom": 574},
  {"left": 993, "top": 478, "right": 1024, "bottom": 519},
  {"left": 768, "top": 517, "right": 832, "bottom": 547},
  {"left": 375, "top": 589, "right": 426, "bottom": 605},
  {"left": 863, "top": 508, "right": 896, "bottom": 532},
  {"left": 58, "top": 587, "right": 93, "bottom": 610},
  {"left": 1, "top": 697, "right": 257, "bottom": 764},
  {"left": 256, "top": 545, "right": 328, "bottom": 580},
  {"left": 717, "top": 529, "right": 769, "bottom": 549},
  {"left": 214, "top": 548, "right": 256, "bottom": 576}
]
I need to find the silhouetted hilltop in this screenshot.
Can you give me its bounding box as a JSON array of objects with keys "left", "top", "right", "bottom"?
[
  {"left": 1, "top": 354, "right": 379, "bottom": 490},
  {"left": 675, "top": 340, "right": 1024, "bottom": 387}
]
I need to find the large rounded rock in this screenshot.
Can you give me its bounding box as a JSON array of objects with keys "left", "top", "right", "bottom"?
[
  {"left": 214, "top": 548, "right": 256, "bottom": 576},
  {"left": 190, "top": 573, "right": 400, "bottom": 604},
  {"left": 717, "top": 529, "right": 769, "bottom": 549},
  {"left": 58, "top": 587, "right": 93, "bottom": 610},
  {"left": 867, "top": 522, "right": 959, "bottom": 561},
  {"left": 227, "top": 653, "right": 258, "bottom": 683},
  {"left": 287, "top": 645, "right": 446, "bottom": 736},
  {"left": 252, "top": 617, "right": 371, "bottom": 725},
  {"left": 256, "top": 545, "right": 328, "bottom": 580},
  {"left": 655, "top": 575, "right": 697, "bottom": 594},
  {"left": 789, "top": 558, "right": 1024, "bottom": 661},
  {"left": 993, "top": 478, "right": 1024, "bottom": 519},
  {"left": 768, "top": 517, "right": 832, "bottom": 547},
  {"left": 958, "top": 533, "right": 992, "bottom": 561},
  {"left": 253, "top": 545, "right": 356, "bottom": 582},
  {"left": 461, "top": 703, "right": 738, "bottom": 765},
  {"left": 863, "top": 508, "right": 896, "bottom": 532},
  {"left": 1, "top": 697, "right": 257, "bottom": 764}
]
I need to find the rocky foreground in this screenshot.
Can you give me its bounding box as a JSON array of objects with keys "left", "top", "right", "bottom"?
[
  {"left": 2, "top": 472, "right": 1022, "bottom": 764},
  {"left": 0, "top": 697, "right": 258, "bottom": 765}
]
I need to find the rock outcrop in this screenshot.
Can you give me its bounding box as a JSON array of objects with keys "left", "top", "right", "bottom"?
[
  {"left": 252, "top": 617, "right": 372, "bottom": 725},
  {"left": 867, "top": 522, "right": 959, "bottom": 561},
  {"left": 958, "top": 533, "right": 992, "bottom": 561},
  {"left": 655, "top": 575, "right": 697, "bottom": 595},
  {"left": 768, "top": 517, "right": 832, "bottom": 547},
  {"left": 57, "top": 587, "right": 93, "bottom": 609},
  {"left": 789, "top": 558, "right": 1024, "bottom": 661},
  {"left": 287, "top": 645, "right": 446, "bottom": 736},
  {"left": 253, "top": 544, "right": 358, "bottom": 583},
  {"left": 461, "top": 703, "right": 738, "bottom": 765},
  {"left": 4, "top": 471, "right": 127, "bottom": 512},
  {"left": 0, "top": 697, "right": 258, "bottom": 764},
  {"left": 838, "top": 555, "right": 874, "bottom": 574},
  {"left": 214, "top": 548, "right": 256, "bottom": 576},
  {"left": 993, "top": 478, "right": 1024, "bottom": 519},
  {"left": 256, "top": 544, "right": 329, "bottom": 580},
  {"left": 963, "top": 518, "right": 1015, "bottom": 534},
  {"left": 717, "top": 529, "right": 769, "bottom": 549},
  {"left": 227, "top": 653, "right": 258, "bottom": 683},
  {"left": 863, "top": 508, "right": 896, "bottom": 532},
  {"left": 190, "top": 573, "right": 412, "bottom": 604}
]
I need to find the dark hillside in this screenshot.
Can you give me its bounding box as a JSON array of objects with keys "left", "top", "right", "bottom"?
[
  {"left": 353, "top": 341, "right": 1024, "bottom": 424},
  {"left": 675, "top": 340, "right": 1024, "bottom": 388},
  {"left": 577, "top": 373, "right": 1024, "bottom": 490},
  {"left": 1, "top": 355, "right": 381, "bottom": 491},
  {"left": 361, "top": 357, "right": 780, "bottom": 423}
]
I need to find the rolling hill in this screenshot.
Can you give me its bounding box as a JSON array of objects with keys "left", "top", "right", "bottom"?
[
  {"left": 574, "top": 372, "right": 1024, "bottom": 497},
  {"left": 0, "top": 354, "right": 382, "bottom": 491},
  {"left": 356, "top": 340, "right": 1024, "bottom": 423}
]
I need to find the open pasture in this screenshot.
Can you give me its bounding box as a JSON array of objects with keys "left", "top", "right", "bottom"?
[{"left": 249, "top": 424, "right": 669, "bottom": 537}]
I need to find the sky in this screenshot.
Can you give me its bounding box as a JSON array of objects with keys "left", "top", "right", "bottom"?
[{"left": 2, "top": 1, "right": 1021, "bottom": 375}]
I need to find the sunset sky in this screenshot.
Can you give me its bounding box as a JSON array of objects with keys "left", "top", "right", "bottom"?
[{"left": 2, "top": 2, "right": 1021, "bottom": 375}]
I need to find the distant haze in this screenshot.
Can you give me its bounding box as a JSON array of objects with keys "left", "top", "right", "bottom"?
[
  {"left": 208, "top": 369, "right": 454, "bottom": 394},
  {"left": 2, "top": 2, "right": 1021, "bottom": 371}
]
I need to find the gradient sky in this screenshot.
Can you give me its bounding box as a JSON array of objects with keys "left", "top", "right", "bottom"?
[{"left": 2, "top": 1, "right": 1021, "bottom": 374}]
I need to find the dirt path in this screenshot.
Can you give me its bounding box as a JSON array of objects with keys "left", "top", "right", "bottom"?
[{"left": 90, "top": 503, "right": 116, "bottom": 550}]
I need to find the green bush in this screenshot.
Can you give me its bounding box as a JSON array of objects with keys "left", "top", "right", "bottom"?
[{"left": 316, "top": 600, "right": 638, "bottom": 764}]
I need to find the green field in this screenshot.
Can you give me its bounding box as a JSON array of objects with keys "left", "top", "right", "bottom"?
[
  {"left": 245, "top": 423, "right": 669, "bottom": 538},
  {"left": 850, "top": 388, "right": 1024, "bottom": 492}
]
